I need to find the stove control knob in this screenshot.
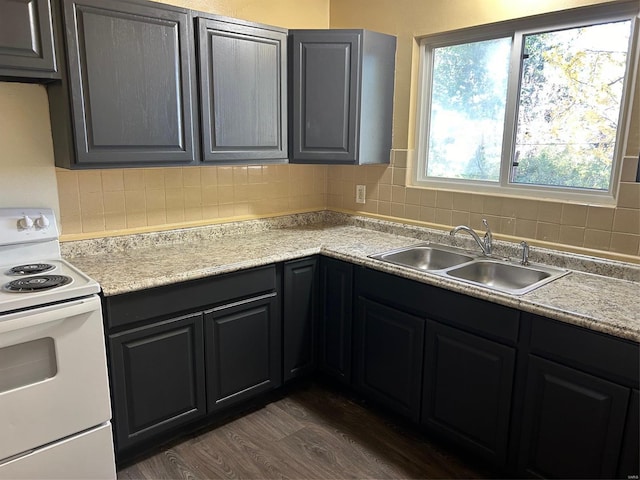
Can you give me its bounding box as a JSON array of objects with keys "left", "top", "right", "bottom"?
[
  {"left": 18, "top": 215, "right": 34, "bottom": 230},
  {"left": 35, "top": 214, "right": 50, "bottom": 229}
]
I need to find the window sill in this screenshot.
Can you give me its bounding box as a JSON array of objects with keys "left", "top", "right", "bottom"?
[{"left": 409, "top": 178, "right": 618, "bottom": 207}]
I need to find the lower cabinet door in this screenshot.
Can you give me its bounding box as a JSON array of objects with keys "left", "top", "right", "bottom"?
[
  {"left": 422, "top": 320, "right": 516, "bottom": 467},
  {"left": 618, "top": 389, "right": 639, "bottom": 478},
  {"left": 319, "top": 257, "right": 353, "bottom": 383},
  {"left": 108, "top": 312, "right": 206, "bottom": 452},
  {"left": 518, "top": 355, "right": 629, "bottom": 479},
  {"left": 354, "top": 297, "right": 424, "bottom": 421},
  {"left": 205, "top": 293, "right": 281, "bottom": 412},
  {"left": 283, "top": 257, "right": 318, "bottom": 382}
]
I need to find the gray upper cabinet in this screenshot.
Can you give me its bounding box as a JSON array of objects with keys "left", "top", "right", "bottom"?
[
  {"left": 48, "top": 0, "right": 198, "bottom": 168},
  {"left": 289, "top": 29, "right": 396, "bottom": 165},
  {"left": 0, "top": 0, "right": 58, "bottom": 80},
  {"left": 197, "top": 16, "right": 287, "bottom": 163}
]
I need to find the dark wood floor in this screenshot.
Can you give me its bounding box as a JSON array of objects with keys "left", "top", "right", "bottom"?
[{"left": 118, "top": 382, "right": 493, "bottom": 479}]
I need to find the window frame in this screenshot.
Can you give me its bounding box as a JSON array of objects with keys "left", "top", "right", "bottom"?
[{"left": 412, "top": 2, "right": 640, "bottom": 205}]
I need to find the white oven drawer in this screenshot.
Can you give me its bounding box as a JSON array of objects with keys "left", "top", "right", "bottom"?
[
  {"left": 0, "top": 422, "right": 116, "bottom": 479},
  {"left": 0, "top": 295, "right": 112, "bottom": 462}
]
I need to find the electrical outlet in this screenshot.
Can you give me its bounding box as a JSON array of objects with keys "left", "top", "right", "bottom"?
[{"left": 356, "top": 185, "right": 366, "bottom": 204}]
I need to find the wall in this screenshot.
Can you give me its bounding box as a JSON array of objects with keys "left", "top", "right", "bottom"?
[
  {"left": 0, "top": 83, "right": 60, "bottom": 218},
  {"left": 55, "top": 0, "right": 330, "bottom": 238},
  {"left": 0, "top": 0, "right": 329, "bottom": 239},
  {"left": 328, "top": 0, "right": 640, "bottom": 260},
  {"left": 158, "top": 0, "right": 328, "bottom": 29},
  {"left": 1, "top": 0, "right": 637, "bottom": 260}
]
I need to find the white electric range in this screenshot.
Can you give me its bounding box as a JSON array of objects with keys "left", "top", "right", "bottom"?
[{"left": 0, "top": 208, "right": 116, "bottom": 479}]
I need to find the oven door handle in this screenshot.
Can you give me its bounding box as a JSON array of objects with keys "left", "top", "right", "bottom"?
[{"left": 0, "top": 297, "right": 100, "bottom": 335}]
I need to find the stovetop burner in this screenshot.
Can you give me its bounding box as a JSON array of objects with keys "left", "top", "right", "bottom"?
[
  {"left": 0, "top": 209, "right": 101, "bottom": 312},
  {"left": 6, "top": 263, "right": 55, "bottom": 276},
  {"left": 3, "top": 275, "right": 72, "bottom": 292}
]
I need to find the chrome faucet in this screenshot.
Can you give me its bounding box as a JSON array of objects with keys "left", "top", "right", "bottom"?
[
  {"left": 520, "top": 241, "right": 530, "bottom": 266},
  {"left": 450, "top": 219, "right": 493, "bottom": 255}
]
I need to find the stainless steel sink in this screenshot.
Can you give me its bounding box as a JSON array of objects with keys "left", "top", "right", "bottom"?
[
  {"left": 369, "top": 244, "right": 475, "bottom": 271},
  {"left": 369, "top": 244, "right": 569, "bottom": 295},
  {"left": 445, "top": 260, "right": 569, "bottom": 295}
]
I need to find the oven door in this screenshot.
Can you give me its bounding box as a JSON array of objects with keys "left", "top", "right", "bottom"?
[{"left": 0, "top": 295, "right": 112, "bottom": 462}]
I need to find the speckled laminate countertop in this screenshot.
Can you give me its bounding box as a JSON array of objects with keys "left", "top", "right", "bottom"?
[{"left": 62, "top": 212, "right": 640, "bottom": 343}]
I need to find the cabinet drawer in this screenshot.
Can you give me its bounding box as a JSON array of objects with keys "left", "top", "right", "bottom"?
[
  {"left": 527, "top": 314, "right": 639, "bottom": 387},
  {"left": 356, "top": 267, "right": 519, "bottom": 344},
  {"left": 105, "top": 265, "right": 277, "bottom": 329}
]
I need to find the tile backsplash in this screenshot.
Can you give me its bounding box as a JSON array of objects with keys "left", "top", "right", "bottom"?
[
  {"left": 58, "top": 153, "right": 639, "bottom": 258},
  {"left": 57, "top": 164, "right": 327, "bottom": 236},
  {"left": 325, "top": 152, "right": 640, "bottom": 258}
]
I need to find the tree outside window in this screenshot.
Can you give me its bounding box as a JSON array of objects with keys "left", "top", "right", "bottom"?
[{"left": 513, "top": 22, "right": 630, "bottom": 191}]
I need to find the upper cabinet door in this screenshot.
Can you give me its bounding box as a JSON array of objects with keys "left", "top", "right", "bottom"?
[
  {"left": 290, "top": 29, "right": 396, "bottom": 165},
  {"left": 290, "top": 31, "right": 360, "bottom": 164},
  {"left": 0, "top": 0, "right": 58, "bottom": 79},
  {"left": 197, "top": 18, "right": 287, "bottom": 163},
  {"left": 59, "top": 0, "right": 198, "bottom": 167}
]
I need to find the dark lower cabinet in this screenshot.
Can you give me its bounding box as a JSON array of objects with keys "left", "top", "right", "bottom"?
[
  {"left": 517, "top": 356, "right": 630, "bottom": 479},
  {"left": 108, "top": 312, "right": 206, "bottom": 452},
  {"left": 618, "top": 389, "right": 639, "bottom": 478},
  {"left": 520, "top": 313, "right": 639, "bottom": 479},
  {"left": 103, "top": 256, "right": 639, "bottom": 476},
  {"left": 104, "top": 266, "right": 278, "bottom": 457},
  {"left": 422, "top": 320, "right": 515, "bottom": 467},
  {"left": 205, "top": 293, "right": 281, "bottom": 413},
  {"left": 355, "top": 297, "right": 425, "bottom": 422},
  {"left": 319, "top": 257, "right": 353, "bottom": 383},
  {"left": 283, "top": 257, "right": 318, "bottom": 382}
]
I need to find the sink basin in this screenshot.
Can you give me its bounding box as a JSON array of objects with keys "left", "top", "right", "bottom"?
[
  {"left": 445, "top": 260, "right": 568, "bottom": 295},
  {"left": 370, "top": 244, "right": 569, "bottom": 295},
  {"left": 370, "top": 244, "right": 475, "bottom": 271}
]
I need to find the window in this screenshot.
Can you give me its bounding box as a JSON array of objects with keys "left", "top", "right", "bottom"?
[
  {"left": 414, "top": 3, "right": 639, "bottom": 204},
  {"left": 427, "top": 37, "right": 510, "bottom": 182}
]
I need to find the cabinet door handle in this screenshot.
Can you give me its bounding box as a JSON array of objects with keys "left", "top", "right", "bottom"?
[{"left": 210, "top": 292, "right": 277, "bottom": 313}]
